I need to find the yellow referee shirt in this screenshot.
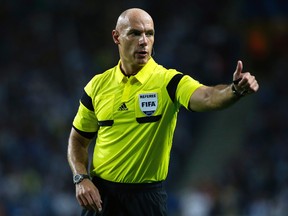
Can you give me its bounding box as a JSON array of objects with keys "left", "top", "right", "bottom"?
[{"left": 73, "top": 58, "right": 203, "bottom": 183}]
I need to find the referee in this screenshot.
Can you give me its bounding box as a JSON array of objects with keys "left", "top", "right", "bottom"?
[{"left": 67, "top": 8, "right": 259, "bottom": 216}]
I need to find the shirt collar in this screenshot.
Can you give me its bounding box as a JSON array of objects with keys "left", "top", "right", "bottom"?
[{"left": 115, "top": 58, "right": 157, "bottom": 84}]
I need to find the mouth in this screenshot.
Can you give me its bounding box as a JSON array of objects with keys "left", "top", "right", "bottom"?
[{"left": 136, "top": 50, "right": 148, "bottom": 58}]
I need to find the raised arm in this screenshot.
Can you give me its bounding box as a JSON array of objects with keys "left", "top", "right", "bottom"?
[{"left": 189, "top": 60, "right": 259, "bottom": 112}]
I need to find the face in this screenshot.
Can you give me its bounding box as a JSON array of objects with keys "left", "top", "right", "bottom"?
[{"left": 113, "top": 11, "right": 154, "bottom": 74}]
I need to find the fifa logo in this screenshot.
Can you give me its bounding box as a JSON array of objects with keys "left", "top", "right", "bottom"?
[{"left": 139, "top": 93, "right": 158, "bottom": 116}]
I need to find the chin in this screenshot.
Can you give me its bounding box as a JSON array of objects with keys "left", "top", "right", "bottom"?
[{"left": 137, "top": 57, "right": 150, "bottom": 65}]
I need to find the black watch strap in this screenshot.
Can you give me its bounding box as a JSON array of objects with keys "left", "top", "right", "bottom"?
[
  {"left": 73, "top": 174, "right": 90, "bottom": 184},
  {"left": 231, "top": 84, "right": 244, "bottom": 98}
]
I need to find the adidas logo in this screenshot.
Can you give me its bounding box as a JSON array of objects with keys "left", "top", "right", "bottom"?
[{"left": 118, "top": 103, "right": 128, "bottom": 111}]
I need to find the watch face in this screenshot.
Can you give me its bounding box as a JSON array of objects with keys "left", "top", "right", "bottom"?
[
  {"left": 74, "top": 174, "right": 82, "bottom": 183},
  {"left": 73, "top": 174, "right": 89, "bottom": 184}
]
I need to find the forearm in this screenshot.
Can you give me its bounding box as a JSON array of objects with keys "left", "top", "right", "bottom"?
[
  {"left": 189, "top": 84, "right": 240, "bottom": 112},
  {"left": 207, "top": 84, "right": 240, "bottom": 110},
  {"left": 67, "top": 128, "right": 91, "bottom": 175}
]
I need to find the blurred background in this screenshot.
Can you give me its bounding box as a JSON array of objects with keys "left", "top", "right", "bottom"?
[{"left": 1, "top": 0, "right": 288, "bottom": 215}]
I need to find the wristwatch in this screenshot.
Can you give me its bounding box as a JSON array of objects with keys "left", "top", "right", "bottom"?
[
  {"left": 231, "top": 84, "right": 244, "bottom": 98},
  {"left": 73, "top": 174, "right": 90, "bottom": 184}
]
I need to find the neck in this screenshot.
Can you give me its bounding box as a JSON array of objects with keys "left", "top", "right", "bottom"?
[{"left": 120, "top": 64, "right": 143, "bottom": 77}]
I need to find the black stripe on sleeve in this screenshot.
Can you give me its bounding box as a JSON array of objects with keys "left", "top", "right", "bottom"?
[
  {"left": 73, "top": 126, "right": 96, "bottom": 139},
  {"left": 81, "top": 90, "right": 94, "bottom": 111},
  {"left": 166, "top": 74, "right": 184, "bottom": 103}
]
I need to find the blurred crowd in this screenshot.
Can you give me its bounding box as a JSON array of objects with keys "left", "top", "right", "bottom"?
[{"left": 1, "top": 0, "right": 288, "bottom": 215}]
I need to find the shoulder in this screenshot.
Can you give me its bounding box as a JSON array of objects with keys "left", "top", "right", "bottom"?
[
  {"left": 90, "top": 67, "right": 115, "bottom": 83},
  {"left": 87, "top": 67, "right": 116, "bottom": 85},
  {"left": 153, "top": 62, "right": 183, "bottom": 83},
  {"left": 84, "top": 66, "right": 116, "bottom": 95}
]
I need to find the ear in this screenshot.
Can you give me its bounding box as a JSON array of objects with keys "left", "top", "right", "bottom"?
[{"left": 112, "top": 30, "right": 120, "bottom": 44}]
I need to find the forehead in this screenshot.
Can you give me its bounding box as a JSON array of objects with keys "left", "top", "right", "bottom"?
[{"left": 118, "top": 12, "right": 154, "bottom": 32}]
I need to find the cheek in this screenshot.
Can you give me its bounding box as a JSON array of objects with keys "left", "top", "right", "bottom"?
[
  {"left": 119, "top": 44, "right": 134, "bottom": 58},
  {"left": 123, "top": 42, "right": 136, "bottom": 53}
]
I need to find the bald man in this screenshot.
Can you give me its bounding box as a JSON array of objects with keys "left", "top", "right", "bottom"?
[{"left": 67, "top": 8, "right": 259, "bottom": 216}]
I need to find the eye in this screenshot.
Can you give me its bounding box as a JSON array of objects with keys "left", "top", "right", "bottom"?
[
  {"left": 146, "top": 31, "right": 154, "bottom": 37},
  {"left": 129, "top": 30, "right": 141, "bottom": 36}
]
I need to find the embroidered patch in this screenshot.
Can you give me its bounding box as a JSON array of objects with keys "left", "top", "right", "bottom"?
[{"left": 139, "top": 93, "right": 158, "bottom": 116}]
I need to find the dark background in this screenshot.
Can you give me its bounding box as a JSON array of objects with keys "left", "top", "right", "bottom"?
[{"left": 1, "top": 0, "right": 288, "bottom": 215}]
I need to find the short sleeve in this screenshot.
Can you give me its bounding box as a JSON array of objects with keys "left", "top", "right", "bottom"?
[
  {"left": 176, "top": 75, "right": 203, "bottom": 110},
  {"left": 72, "top": 79, "right": 99, "bottom": 137},
  {"left": 72, "top": 101, "right": 99, "bottom": 133}
]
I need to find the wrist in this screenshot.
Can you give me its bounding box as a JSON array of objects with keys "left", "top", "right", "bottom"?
[
  {"left": 73, "top": 174, "right": 91, "bottom": 184},
  {"left": 231, "top": 84, "right": 244, "bottom": 98}
]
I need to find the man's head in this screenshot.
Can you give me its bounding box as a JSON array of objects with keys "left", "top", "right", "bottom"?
[{"left": 112, "top": 8, "right": 154, "bottom": 75}]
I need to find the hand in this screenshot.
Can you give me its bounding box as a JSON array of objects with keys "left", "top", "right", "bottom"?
[
  {"left": 233, "top": 60, "right": 259, "bottom": 95},
  {"left": 76, "top": 179, "right": 103, "bottom": 212}
]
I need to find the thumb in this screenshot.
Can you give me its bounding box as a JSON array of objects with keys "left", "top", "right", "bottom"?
[{"left": 233, "top": 60, "right": 243, "bottom": 81}]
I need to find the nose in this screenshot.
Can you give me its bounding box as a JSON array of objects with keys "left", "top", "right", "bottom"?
[{"left": 139, "top": 33, "right": 148, "bottom": 46}]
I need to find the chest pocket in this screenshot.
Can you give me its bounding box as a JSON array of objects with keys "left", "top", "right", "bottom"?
[
  {"left": 95, "top": 94, "right": 115, "bottom": 126},
  {"left": 135, "top": 89, "right": 162, "bottom": 124}
]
